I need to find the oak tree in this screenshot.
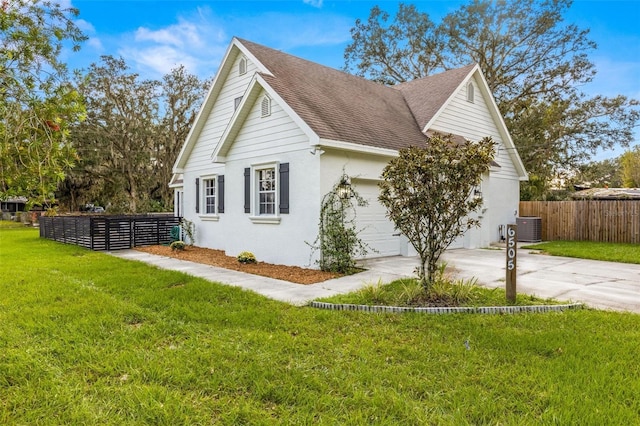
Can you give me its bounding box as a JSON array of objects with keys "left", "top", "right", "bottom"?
[{"left": 345, "top": 0, "right": 639, "bottom": 200}]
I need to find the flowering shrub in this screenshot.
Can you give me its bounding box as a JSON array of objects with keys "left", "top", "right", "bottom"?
[{"left": 237, "top": 251, "right": 257, "bottom": 264}]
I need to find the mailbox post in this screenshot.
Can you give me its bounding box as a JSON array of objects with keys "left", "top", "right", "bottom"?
[{"left": 506, "top": 224, "right": 517, "bottom": 303}]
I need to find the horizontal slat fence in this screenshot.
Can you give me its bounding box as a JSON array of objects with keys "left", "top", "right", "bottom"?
[
  {"left": 519, "top": 201, "right": 640, "bottom": 244},
  {"left": 39, "top": 215, "right": 181, "bottom": 250}
]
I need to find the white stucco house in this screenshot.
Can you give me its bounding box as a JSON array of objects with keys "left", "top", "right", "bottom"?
[{"left": 170, "top": 37, "right": 528, "bottom": 268}]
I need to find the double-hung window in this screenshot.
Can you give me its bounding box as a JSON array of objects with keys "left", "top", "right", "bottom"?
[
  {"left": 204, "top": 178, "right": 216, "bottom": 214},
  {"left": 198, "top": 174, "right": 224, "bottom": 220},
  {"left": 245, "top": 162, "right": 289, "bottom": 223},
  {"left": 257, "top": 167, "right": 276, "bottom": 215}
]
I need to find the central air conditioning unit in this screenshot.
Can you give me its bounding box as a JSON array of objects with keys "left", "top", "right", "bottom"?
[{"left": 516, "top": 217, "right": 542, "bottom": 242}]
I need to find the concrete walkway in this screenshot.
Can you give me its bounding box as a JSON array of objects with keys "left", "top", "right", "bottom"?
[{"left": 108, "top": 247, "right": 640, "bottom": 313}]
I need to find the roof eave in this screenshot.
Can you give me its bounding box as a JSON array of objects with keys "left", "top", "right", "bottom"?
[{"left": 319, "top": 138, "right": 399, "bottom": 158}]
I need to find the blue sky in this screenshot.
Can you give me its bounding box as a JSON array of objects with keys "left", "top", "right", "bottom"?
[{"left": 63, "top": 0, "right": 640, "bottom": 159}]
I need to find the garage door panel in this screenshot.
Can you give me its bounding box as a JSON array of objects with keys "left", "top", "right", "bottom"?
[{"left": 353, "top": 181, "right": 400, "bottom": 257}]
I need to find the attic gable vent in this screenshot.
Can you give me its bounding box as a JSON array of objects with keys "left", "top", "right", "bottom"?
[
  {"left": 466, "top": 82, "right": 474, "bottom": 103},
  {"left": 239, "top": 57, "right": 247, "bottom": 75},
  {"left": 261, "top": 96, "right": 271, "bottom": 117}
]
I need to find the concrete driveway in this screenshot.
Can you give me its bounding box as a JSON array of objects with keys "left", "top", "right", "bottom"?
[
  {"left": 361, "top": 247, "right": 640, "bottom": 313},
  {"left": 111, "top": 246, "right": 639, "bottom": 312}
]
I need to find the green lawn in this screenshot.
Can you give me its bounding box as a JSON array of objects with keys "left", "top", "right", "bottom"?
[
  {"left": 523, "top": 240, "right": 640, "bottom": 264},
  {"left": 1, "top": 224, "right": 639, "bottom": 425},
  {"left": 316, "top": 276, "right": 564, "bottom": 307}
]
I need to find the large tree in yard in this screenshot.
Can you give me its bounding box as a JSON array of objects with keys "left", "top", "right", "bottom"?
[
  {"left": 151, "top": 66, "right": 210, "bottom": 209},
  {"left": 0, "top": 0, "right": 86, "bottom": 209},
  {"left": 63, "top": 59, "right": 208, "bottom": 213},
  {"left": 346, "top": 0, "right": 639, "bottom": 200},
  {"left": 71, "top": 56, "right": 160, "bottom": 213},
  {"left": 379, "top": 134, "right": 495, "bottom": 289}
]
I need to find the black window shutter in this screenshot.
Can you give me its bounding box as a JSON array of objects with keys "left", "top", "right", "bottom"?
[
  {"left": 244, "top": 168, "right": 250, "bottom": 213},
  {"left": 279, "top": 162, "right": 289, "bottom": 214},
  {"left": 217, "top": 175, "right": 225, "bottom": 213},
  {"left": 195, "top": 178, "right": 199, "bottom": 213}
]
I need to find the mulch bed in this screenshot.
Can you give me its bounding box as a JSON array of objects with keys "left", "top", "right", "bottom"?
[{"left": 134, "top": 245, "right": 340, "bottom": 285}]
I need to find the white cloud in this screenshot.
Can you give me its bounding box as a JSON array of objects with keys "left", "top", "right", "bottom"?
[
  {"left": 303, "top": 0, "right": 324, "bottom": 8},
  {"left": 86, "top": 37, "right": 103, "bottom": 51},
  {"left": 55, "top": 0, "right": 74, "bottom": 10},
  {"left": 135, "top": 19, "right": 204, "bottom": 49},
  {"left": 117, "top": 7, "right": 228, "bottom": 79},
  {"left": 119, "top": 45, "right": 197, "bottom": 77},
  {"left": 74, "top": 18, "right": 95, "bottom": 34}
]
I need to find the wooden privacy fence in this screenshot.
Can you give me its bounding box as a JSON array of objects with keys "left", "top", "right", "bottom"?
[
  {"left": 39, "top": 215, "right": 181, "bottom": 250},
  {"left": 519, "top": 201, "right": 640, "bottom": 244}
]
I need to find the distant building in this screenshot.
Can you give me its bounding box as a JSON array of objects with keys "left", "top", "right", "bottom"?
[{"left": 0, "top": 196, "right": 28, "bottom": 213}]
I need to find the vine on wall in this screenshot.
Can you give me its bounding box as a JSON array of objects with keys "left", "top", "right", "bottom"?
[
  {"left": 309, "top": 174, "right": 373, "bottom": 274},
  {"left": 179, "top": 218, "right": 196, "bottom": 245}
]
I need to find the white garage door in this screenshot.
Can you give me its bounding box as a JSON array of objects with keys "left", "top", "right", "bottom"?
[
  {"left": 353, "top": 180, "right": 465, "bottom": 254},
  {"left": 353, "top": 180, "right": 401, "bottom": 258}
]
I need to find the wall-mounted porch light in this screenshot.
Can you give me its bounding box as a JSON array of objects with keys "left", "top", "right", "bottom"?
[{"left": 337, "top": 175, "right": 352, "bottom": 199}]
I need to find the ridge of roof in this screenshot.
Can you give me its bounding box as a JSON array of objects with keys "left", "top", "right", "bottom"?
[{"left": 235, "top": 38, "right": 428, "bottom": 150}]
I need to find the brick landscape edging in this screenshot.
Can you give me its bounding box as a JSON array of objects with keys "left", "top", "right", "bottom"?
[{"left": 309, "top": 301, "right": 584, "bottom": 314}]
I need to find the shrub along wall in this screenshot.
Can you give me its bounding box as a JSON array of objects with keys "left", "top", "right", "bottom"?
[
  {"left": 519, "top": 200, "right": 640, "bottom": 243},
  {"left": 39, "top": 215, "right": 181, "bottom": 250}
]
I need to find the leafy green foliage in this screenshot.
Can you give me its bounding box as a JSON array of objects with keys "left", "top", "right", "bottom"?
[
  {"left": 345, "top": 0, "right": 640, "bottom": 200},
  {"left": 379, "top": 134, "right": 494, "bottom": 288},
  {"left": 620, "top": 145, "right": 640, "bottom": 188},
  {"left": 568, "top": 157, "right": 622, "bottom": 192},
  {"left": 170, "top": 240, "right": 186, "bottom": 251},
  {"left": 311, "top": 175, "right": 371, "bottom": 274},
  {"left": 179, "top": 218, "right": 196, "bottom": 246},
  {"left": 1, "top": 226, "right": 640, "bottom": 424},
  {"left": 320, "top": 274, "right": 560, "bottom": 308},
  {"left": 0, "top": 0, "right": 87, "bottom": 209},
  {"left": 237, "top": 251, "right": 257, "bottom": 264},
  {"left": 62, "top": 58, "right": 209, "bottom": 213}
]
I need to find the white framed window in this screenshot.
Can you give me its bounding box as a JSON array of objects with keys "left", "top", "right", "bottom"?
[
  {"left": 234, "top": 96, "right": 243, "bottom": 110},
  {"left": 199, "top": 175, "right": 221, "bottom": 220},
  {"left": 261, "top": 96, "right": 271, "bottom": 117},
  {"left": 239, "top": 57, "right": 247, "bottom": 75},
  {"left": 466, "top": 82, "right": 475, "bottom": 103},
  {"left": 203, "top": 178, "right": 216, "bottom": 214},
  {"left": 257, "top": 167, "right": 276, "bottom": 215},
  {"left": 245, "top": 162, "right": 288, "bottom": 224}
]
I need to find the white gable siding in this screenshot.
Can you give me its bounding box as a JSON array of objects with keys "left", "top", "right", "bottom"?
[
  {"left": 429, "top": 77, "right": 518, "bottom": 180},
  {"left": 221, "top": 89, "right": 320, "bottom": 266},
  {"left": 190, "top": 88, "right": 322, "bottom": 267},
  {"left": 430, "top": 77, "right": 521, "bottom": 245},
  {"left": 184, "top": 54, "right": 258, "bottom": 172},
  {"left": 226, "top": 89, "right": 310, "bottom": 161}
]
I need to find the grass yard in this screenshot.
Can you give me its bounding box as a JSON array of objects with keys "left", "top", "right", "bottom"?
[
  {"left": 316, "top": 276, "right": 563, "bottom": 307},
  {"left": 1, "top": 224, "right": 639, "bottom": 425},
  {"left": 523, "top": 240, "right": 640, "bottom": 264}
]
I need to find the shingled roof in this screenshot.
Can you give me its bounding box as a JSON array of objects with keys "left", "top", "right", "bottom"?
[
  {"left": 237, "top": 38, "right": 474, "bottom": 151},
  {"left": 395, "top": 64, "right": 477, "bottom": 132}
]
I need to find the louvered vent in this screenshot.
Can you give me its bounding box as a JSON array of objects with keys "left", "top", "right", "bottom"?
[{"left": 261, "top": 96, "right": 271, "bottom": 117}]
